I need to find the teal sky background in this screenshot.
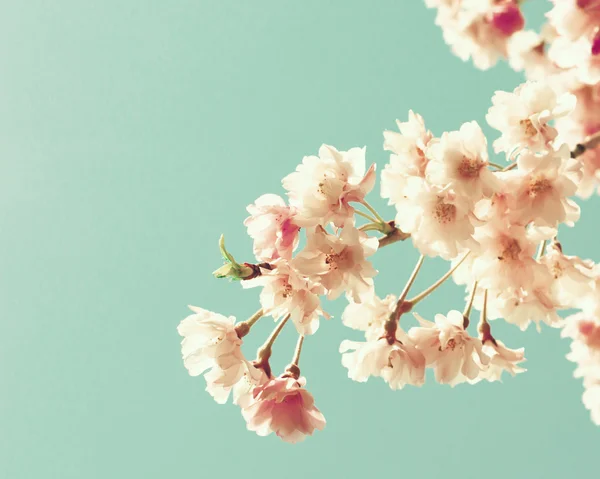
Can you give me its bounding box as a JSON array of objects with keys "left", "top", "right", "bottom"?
[{"left": 1, "top": 1, "right": 597, "bottom": 478}]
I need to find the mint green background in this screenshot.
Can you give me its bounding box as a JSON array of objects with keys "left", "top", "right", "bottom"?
[{"left": 1, "top": 1, "right": 597, "bottom": 478}]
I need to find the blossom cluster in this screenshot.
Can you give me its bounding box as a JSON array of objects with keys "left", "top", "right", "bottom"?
[
  {"left": 425, "top": 0, "right": 600, "bottom": 197},
  {"left": 178, "top": 75, "right": 600, "bottom": 440},
  {"left": 178, "top": 77, "right": 600, "bottom": 441}
]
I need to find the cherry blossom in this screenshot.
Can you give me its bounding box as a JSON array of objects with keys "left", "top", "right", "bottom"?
[
  {"left": 293, "top": 225, "right": 378, "bottom": 302},
  {"left": 381, "top": 111, "right": 433, "bottom": 205},
  {"left": 507, "top": 146, "right": 581, "bottom": 227},
  {"left": 426, "top": 121, "right": 498, "bottom": 197},
  {"left": 241, "top": 375, "right": 326, "bottom": 443},
  {"left": 178, "top": 306, "right": 250, "bottom": 404},
  {"left": 242, "top": 260, "right": 328, "bottom": 336},
  {"left": 282, "top": 144, "right": 376, "bottom": 227},
  {"left": 393, "top": 178, "right": 478, "bottom": 260},
  {"left": 342, "top": 293, "right": 397, "bottom": 340},
  {"left": 340, "top": 330, "right": 426, "bottom": 390},
  {"left": 471, "top": 338, "right": 526, "bottom": 383},
  {"left": 433, "top": 0, "right": 524, "bottom": 70},
  {"left": 486, "top": 81, "right": 576, "bottom": 154},
  {"left": 583, "top": 379, "right": 600, "bottom": 425},
  {"left": 409, "top": 311, "right": 490, "bottom": 386},
  {"left": 244, "top": 194, "right": 300, "bottom": 261}
]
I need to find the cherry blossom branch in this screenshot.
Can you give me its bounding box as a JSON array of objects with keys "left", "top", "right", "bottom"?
[
  {"left": 378, "top": 223, "right": 411, "bottom": 247},
  {"left": 406, "top": 252, "right": 471, "bottom": 306},
  {"left": 355, "top": 209, "right": 379, "bottom": 223},
  {"left": 571, "top": 131, "right": 600, "bottom": 158},
  {"left": 255, "top": 314, "right": 291, "bottom": 378},
  {"left": 235, "top": 308, "right": 264, "bottom": 338},
  {"left": 462, "top": 282, "right": 478, "bottom": 328},
  {"left": 477, "top": 290, "right": 495, "bottom": 344},
  {"left": 360, "top": 200, "right": 388, "bottom": 226},
  {"left": 291, "top": 335, "right": 304, "bottom": 366}
]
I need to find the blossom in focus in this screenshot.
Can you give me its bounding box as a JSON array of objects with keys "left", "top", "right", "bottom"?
[
  {"left": 381, "top": 111, "right": 433, "bottom": 205},
  {"left": 178, "top": 306, "right": 249, "bottom": 404},
  {"left": 471, "top": 338, "right": 526, "bottom": 383},
  {"left": 293, "top": 225, "right": 378, "bottom": 303},
  {"left": 242, "top": 260, "right": 329, "bottom": 336},
  {"left": 507, "top": 146, "right": 581, "bottom": 227},
  {"left": 426, "top": 121, "right": 499, "bottom": 198},
  {"left": 340, "top": 329, "right": 426, "bottom": 389},
  {"left": 486, "top": 81, "right": 576, "bottom": 154},
  {"left": 282, "top": 144, "right": 376, "bottom": 227},
  {"left": 408, "top": 310, "right": 490, "bottom": 386},
  {"left": 342, "top": 293, "right": 397, "bottom": 340},
  {"left": 541, "top": 242, "right": 595, "bottom": 308},
  {"left": 393, "top": 178, "right": 479, "bottom": 260},
  {"left": 244, "top": 194, "right": 300, "bottom": 261},
  {"left": 241, "top": 376, "right": 326, "bottom": 443}
]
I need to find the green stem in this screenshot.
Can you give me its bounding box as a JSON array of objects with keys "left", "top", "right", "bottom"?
[
  {"left": 360, "top": 200, "right": 387, "bottom": 225},
  {"left": 407, "top": 252, "right": 470, "bottom": 305},
  {"left": 355, "top": 209, "right": 379, "bottom": 223}
]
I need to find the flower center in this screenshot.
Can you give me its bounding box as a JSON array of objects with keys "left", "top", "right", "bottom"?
[
  {"left": 520, "top": 118, "right": 537, "bottom": 137},
  {"left": 499, "top": 237, "right": 522, "bottom": 261},
  {"left": 434, "top": 201, "right": 457, "bottom": 224},
  {"left": 325, "top": 248, "right": 351, "bottom": 270},
  {"left": 528, "top": 176, "right": 552, "bottom": 198},
  {"left": 458, "top": 155, "right": 484, "bottom": 179}
]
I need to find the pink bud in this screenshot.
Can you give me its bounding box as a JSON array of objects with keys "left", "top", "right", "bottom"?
[
  {"left": 490, "top": 3, "right": 525, "bottom": 37},
  {"left": 592, "top": 29, "right": 600, "bottom": 56}
]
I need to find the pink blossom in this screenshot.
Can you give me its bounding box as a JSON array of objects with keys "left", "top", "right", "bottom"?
[
  {"left": 547, "top": 0, "right": 600, "bottom": 41},
  {"left": 292, "top": 225, "right": 378, "bottom": 303},
  {"left": 426, "top": 121, "right": 499, "bottom": 198},
  {"left": 244, "top": 194, "right": 300, "bottom": 261},
  {"left": 486, "top": 81, "right": 576, "bottom": 154},
  {"left": 472, "top": 339, "right": 526, "bottom": 383},
  {"left": 583, "top": 379, "right": 600, "bottom": 425},
  {"left": 282, "top": 144, "right": 376, "bottom": 227},
  {"left": 409, "top": 311, "right": 490, "bottom": 386},
  {"left": 342, "top": 293, "right": 397, "bottom": 340},
  {"left": 241, "top": 376, "right": 326, "bottom": 443},
  {"left": 507, "top": 146, "right": 581, "bottom": 227},
  {"left": 242, "top": 260, "right": 329, "bottom": 336},
  {"left": 393, "top": 178, "right": 479, "bottom": 260},
  {"left": 436, "top": 0, "right": 524, "bottom": 70},
  {"left": 340, "top": 330, "right": 426, "bottom": 389},
  {"left": 381, "top": 111, "right": 433, "bottom": 205},
  {"left": 541, "top": 242, "right": 595, "bottom": 308},
  {"left": 178, "top": 306, "right": 249, "bottom": 404}
]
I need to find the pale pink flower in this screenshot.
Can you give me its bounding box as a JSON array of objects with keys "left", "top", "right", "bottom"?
[
  {"left": 563, "top": 313, "right": 600, "bottom": 379},
  {"left": 293, "top": 225, "right": 378, "bottom": 303},
  {"left": 583, "top": 379, "right": 600, "bottom": 425},
  {"left": 282, "top": 144, "right": 376, "bottom": 227},
  {"left": 244, "top": 194, "right": 300, "bottom": 261},
  {"left": 393, "top": 178, "right": 478, "bottom": 260},
  {"left": 241, "top": 376, "right": 326, "bottom": 443},
  {"left": 426, "top": 121, "right": 499, "bottom": 198},
  {"left": 486, "top": 81, "right": 576, "bottom": 154},
  {"left": 381, "top": 111, "right": 433, "bottom": 206},
  {"left": 507, "top": 29, "right": 564, "bottom": 82},
  {"left": 547, "top": 0, "right": 600, "bottom": 41},
  {"left": 541, "top": 243, "right": 595, "bottom": 308},
  {"left": 242, "top": 260, "right": 328, "bottom": 336},
  {"left": 340, "top": 330, "right": 426, "bottom": 389},
  {"left": 177, "top": 306, "right": 248, "bottom": 404},
  {"left": 549, "top": 34, "right": 600, "bottom": 85},
  {"left": 436, "top": 0, "right": 524, "bottom": 70},
  {"left": 506, "top": 146, "right": 581, "bottom": 227},
  {"left": 472, "top": 339, "right": 526, "bottom": 383},
  {"left": 342, "top": 293, "right": 397, "bottom": 340},
  {"left": 409, "top": 311, "right": 490, "bottom": 386},
  {"left": 486, "top": 285, "right": 563, "bottom": 331},
  {"left": 466, "top": 222, "right": 550, "bottom": 291}
]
